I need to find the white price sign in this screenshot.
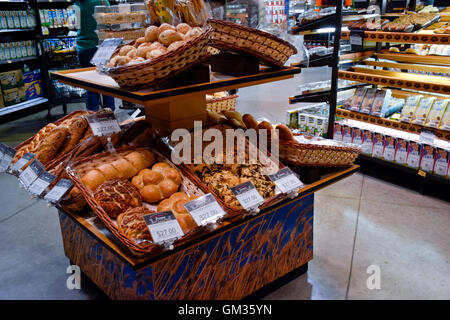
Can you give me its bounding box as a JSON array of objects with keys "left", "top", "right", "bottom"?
[
  {"left": 19, "top": 159, "right": 44, "bottom": 188},
  {"left": 86, "top": 112, "right": 121, "bottom": 137},
  {"left": 143, "top": 211, "right": 184, "bottom": 244},
  {"left": 231, "top": 181, "right": 264, "bottom": 210},
  {"left": 10, "top": 152, "right": 35, "bottom": 173},
  {"left": 269, "top": 167, "right": 303, "bottom": 194},
  {"left": 44, "top": 179, "right": 73, "bottom": 203},
  {"left": 0, "top": 145, "right": 16, "bottom": 172},
  {"left": 0, "top": 143, "right": 7, "bottom": 159},
  {"left": 90, "top": 38, "right": 123, "bottom": 67},
  {"left": 419, "top": 130, "right": 435, "bottom": 144},
  {"left": 184, "top": 193, "right": 226, "bottom": 226},
  {"left": 28, "top": 172, "right": 55, "bottom": 197}
]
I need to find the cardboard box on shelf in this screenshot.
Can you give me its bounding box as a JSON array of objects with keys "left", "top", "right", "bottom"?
[
  {"left": 420, "top": 144, "right": 436, "bottom": 173},
  {"left": 0, "top": 69, "right": 24, "bottom": 91},
  {"left": 425, "top": 99, "right": 449, "bottom": 128},
  {"left": 434, "top": 147, "right": 449, "bottom": 178},
  {"left": 394, "top": 137, "right": 409, "bottom": 165},
  {"left": 24, "top": 80, "right": 43, "bottom": 100},
  {"left": 3, "top": 88, "right": 21, "bottom": 106}
]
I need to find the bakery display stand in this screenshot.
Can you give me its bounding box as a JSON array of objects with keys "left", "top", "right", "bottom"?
[{"left": 51, "top": 64, "right": 359, "bottom": 299}]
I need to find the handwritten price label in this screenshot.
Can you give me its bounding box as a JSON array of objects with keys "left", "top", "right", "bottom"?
[
  {"left": 44, "top": 179, "right": 73, "bottom": 203},
  {"left": 231, "top": 181, "right": 264, "bottom": 210},
  {"left": 184, "top": 193, "right": 226, "bottom": 225},
  {"left": 269, "top": 167, "right": 303, "bottom": 194},
  {"left": 143, "top": 211, "right": 184, "bottom": 244}
]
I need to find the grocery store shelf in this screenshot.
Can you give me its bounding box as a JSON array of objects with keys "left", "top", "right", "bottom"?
[
  {"left": 375, "top": 52, "right": 450, "bottom": 66},
  {"left": 341, "top": 31, "right": 450, "bottom": 45},
  {"left": 0, "top": 97, "right": 48, "bottom": 123},
  {"left": 362, "top": 60, "right": 450, "bottom": 74},
  {"left": 338, "top": 69, "right": 450, "bottom": 95},
  {"left": 289, "top": 84, "right": 367, "bottom": 104},
  {"left": 291, "top": 14, "right": 337, "bottom": 34},
  {"left": 0, "top": 28, "right": 36, "bottom": 34},
  {"left": 335, "top": 108, "right": 450, "bottom": 142},
  {"left": 0, "top": 56, "right": 39, "bottom": 66},
  {"left": 37, "top": 0, "right": 73, "bottom": 3}
]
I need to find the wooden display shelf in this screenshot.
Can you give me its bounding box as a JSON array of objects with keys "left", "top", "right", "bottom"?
[
  {"left": 57, "top": 165, "right": 358, "bottom": 299},
  {"left": 336, "top": 108, "right": 450, "bottom": 142},
  {"left": 338, "top": 69, "right": 450, "bottom": 95},
  {"left": 362, "top": 60, "right": 450, "bottom": 74},
  {"left": 341, "top": 31, "right": 450, "bottom": 45},
  {"left": 375, "top": 52, "right": 450, "bottom": 66}
]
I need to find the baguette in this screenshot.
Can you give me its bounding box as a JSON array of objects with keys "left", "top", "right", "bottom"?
[
  {"left": 34, "top": 126, "right": 69, "bottom": 165},
  {"left": 58, "top": 118, "right": 88, "bottom": 155}
]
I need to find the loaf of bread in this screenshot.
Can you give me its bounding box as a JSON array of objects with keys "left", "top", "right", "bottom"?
[
  {"left": 131, "top": 162, "right": 182, "bottom": 203},
  {"left": 242, "top": 114, "right": 259, "bottom": 130},
  {"left": 276, "top": 124, "right": 294, "bottom": 140},
  {"left": 94, "top": 179, "right": 142, "bottom": 218},
  {"left": 58, "top": 118, "right": 88, "bottom": 155},
  {"left": 12, "top": 123, "right": 57, "bottom": 164},
  {"left": 117, "top": 206, "right": 153, "bottom": 240},
  {"left": 34, "top": 126, "right": 69, "bottom": 165},
  {"left": 81, "top": 149, "right": 155, "bottom": 191},
  {"left": 157, "top": 192, "right": 198, "bottom": 233}
]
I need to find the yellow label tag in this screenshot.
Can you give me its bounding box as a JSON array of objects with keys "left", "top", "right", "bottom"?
[
  {"left": 418, "top": 170, "right": 426, "bottom": 177},
  {"left": 7, "top": 60, "right": 12, "bottom": 64}
]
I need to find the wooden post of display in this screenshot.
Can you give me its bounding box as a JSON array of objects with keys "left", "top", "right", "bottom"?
[{"left": 143, "top": 94, "right": 207, "bottom": 136}]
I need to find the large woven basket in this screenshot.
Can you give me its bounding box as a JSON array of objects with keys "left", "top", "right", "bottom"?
[
  {"left": 207, "top": 19, "right": 298, "bottom": 67},
  {"left": 106, "top": 25, "right": 212, "bottom": 89},
  {"left": 206, "top": 94, "right": 238, "bottom": 113},
  {"left": 279, "top": 134, "right": 361, "bottom": 167},
  {"left": 65, "top": 146, "right": 210, "bottom": 256}
]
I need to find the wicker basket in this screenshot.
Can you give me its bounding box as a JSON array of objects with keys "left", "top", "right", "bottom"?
[
  {"left": 65, "top": 146, "right": 210, "bottom": 256},
  {"left": 207, "top": 19, "right": 298, "bottom": 68},
  {"left": 279, "top": 134, "right": 361, "bottom": 167},
  {"left": 106, "top": 25, "right": 212, "bottom": 89},
  {"left": 206, "top": 94, "right": 238, "bottom": 113}
]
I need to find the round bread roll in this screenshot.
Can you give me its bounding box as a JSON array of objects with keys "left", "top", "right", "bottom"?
[
  {"left": 167, "top": 40, "right": 186, "bottom": 52},
  {"left": 94, "top": 179, "right": 142, "bottom": 218},
  {"left": 176, "top": 23, "right": 191, "bottom": 34},
  {"left": 136, "top": 46, "right": 152, "bottom": 58},
  {"left": 242, "top": 114, "right": 259, "bottom": 130},
  {"left": 149, "top": 41, "right": 165, "bottom": 51},
  {"left": 159, "top": 29, "right": 184, "bottom": 46},
  {"left": 389, "top": 47, "right": 400, "bottom": 53},
  {"left": 184, "top": 28, "right": 202, "bottom": 40},
  {"left": 275, "top": 124, "right": 294, "bottom": 141},
  {"left": 145, "top": 25, "right": 159, "bottom": 42},
  {"left": 134, "top": 37, "right": 146, "bottom": 47},
  {"left": 131, "top": 162, "right": 182, "bottom": 203},
  {"left": 146, "top": 49, "right": 165, "bottom": 59},
  {"left": 138, "top": 42, "right": 152, "bottom": 49},
  {"left": 405, "top": 48, "right": 418, "bottom": 54},
  {"left": 115, "top": 56, "right": 131, "bottom": 66},
  {"left": 157, "top": 192, "right": 198, "bottom": 233},
  {"left": 117, "top": 206, "right": 154, "bottom": 240},
  {"left": 126, "top": 47, "right": 137, "bottom": 58},
  {"left": 119, "top": 45, "right": 135, "bottom": 56},
  {"left": 129, "top": 57, "right": 146, "bottom": 64},
  {"left": 158, "top": 23, "right": 176, "bottom": 35}
]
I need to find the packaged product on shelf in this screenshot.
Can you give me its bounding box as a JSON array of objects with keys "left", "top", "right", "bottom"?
[
  {"left": 13, "top": 11, "right": 21, "bottom": 29},
  {"left": 425, "top": 99, "right": 449, "bottom": 128},
  {"left": 3, "top": 88, "right": 20, "bottom": 106},
  {"left": 407, "top": 140, "right": 422, "bottom": 169},
  {"left": 285, "top": 109, "right": 298, "bottom": 129},
  {"left": 19, "top": 11, "right": 27, "bottom": 29},
  {"left": 315, "top": 116, "right": 328, "bottom": 136},
  {"left": 370, "top": 89, "right": 392, "bottom": 117},
  {"left": 25, "top": 80, "right": 42, "bottom": 99},
  {"left": 6, "top": 11, "right": 15, "bottom": 29},
  {"left": 350, "top": 87, "right": 368, "bottom": 112},
  {"left": 394, "top": 137, "right": 409, "bottom": 165},
  {"left": 437, "top": 102, "right": 450, "bottom": 131},
  {"left": 0, "top": 44, "right": 5, "bottom": 61},
  {"left": 20, "top": 41, "right": 27, "bottom": 58},
  {"left": 434, "top": 146, "right": 449, "bottom": 177},
  {"left": 3, "top": 43, "right": 11, "bottom": 60},
  {"left": 27, "top": 8, "right": 36, "bottom": 28},
  {"left": 0, "top": 88, "right": 4, "bottom": 108},
  {"left": 362, "top": 129, "right": 374, "bottom": 155},
  {"left": 17, "top": 85, "right": 25, "bottom": 102},
  {"left": 298, "top": 113, "right": 307, "bottom": 132},
  {"left": 8, "top": 43, "right": 16, "bottom": 59},
  {"left": 0, "top": 69, "right": 24, "bottom": 90},
  {"left": 420, "top": 144, "right": 436, "bottom": 173},
  {"left": 352, "top": 127, "right": 363, "bottom": 145},
  {"left": 411, "top": 97, "right": 436, "bottom": 125},
  {"left": 13, "top": 42, "right": 21, "bottom": 59},
  {"left": 333, "top": 122, "right": 343, "bottom": 141},
  {"left": 383, "top": 135, "right": 396, "bottom": 162},
  {"left": 359, "top": 88, "right": 378, "bottom": 114},
  {"left": 400, "top": 95, "right": 422, "bottom": 123},
  {"left": 342, "top": 124, "right": 353, "bottom": 144},
  {"left": 0, "top": 11, "right": 7, "bottom": 29},
  {"left": 382, "top": 97, "right": 405, "bottom": 118},
  {"left": 372, "top": 131, "right": 385, "bottom": 159}
]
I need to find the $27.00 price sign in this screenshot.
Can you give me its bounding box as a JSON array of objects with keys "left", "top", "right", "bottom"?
[
  {"left": 143, "top": 211, "right": 184, "bottom": 244},
  {"left": 44, "top": 179, "right": 73, "bottom": 203},
  {"left": 184, "top": 193, "right": 226, "bottom": 226},
  {"left": 269, "top": 167, "right": 303, "bottom": 194},
  {"left": 231, "top": 181, "right": 264, "bottom": 210},
  {"left": 86, "top": 112, "right": 121, "bottom": 137}
]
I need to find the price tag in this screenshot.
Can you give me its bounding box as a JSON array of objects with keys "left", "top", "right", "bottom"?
[
  {"left": 130, "top": 108, "right": 141, "bottom": 120},
  {"left": 231, "top": 181, "right": 264, "bottom": 211},
  {"left": 184, "top": 193, "right": 226, "bottom": 226},
  {"left": 44, "top": 179, "right": 73, "bottom": 203},
  {"left": 269, "top": 167, "right": 303, "bottom": 194},
  {"left": 10, "top": 152, "right": 35, "bottom": 173},
  {"left": 143, "top": 211, "right": 184, "bottom": 245},
  {"left": 86, "top": 112, "right": 121, "bottom": 137},
  {"left": 28, "top": 172, "right": 56, "bottom": 197},
  {"left": 0, "top": 145, "right": 16, "bottom": 172},
  {"left": 19, "top": 159, "right": 44, "bottom": 188},
  {"left": 90, "top": 38, "right": 123, "bottom": 67},
  {"left": 350, "top": 30, "right": 364, "bottom": 51},
  {"left": 419, "top": 130, "right": 435, "bottom": 144}
]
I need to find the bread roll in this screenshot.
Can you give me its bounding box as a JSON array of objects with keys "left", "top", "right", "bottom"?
[
  {"left": 184, "top": 28, "right": 202, "bottom": 40},
  {"left": 119, "top": 45, "right": 135, "bottom": 56},
  {"left": 134, "top": 37, "right": 146, "bottom": 47},
  {"left": 159, "top": 30, "right": 183, "bottom": 46},
  {"left": 145, "top": 26, "right": 159, "bottom": 42},
  {"left": 275, "top": 124, "right": 294, "bottom": 141},
  {"left": 149, "top": 42, "right": 165, "bottom": 51},
  {"left": 115, "top": 56, "right": 131, "bottom": 66},
  {"left": 167, "top": 40, "right": 186, "bottom": 52},
  {"left": 126, "top": 47, "right": 137, "bottom": 58},
  {"left": 223, "top": 111, "right": 246, "bottom": 128},
  {"left": 146, "top": 49, "right": 165, "bottom": 59},
  {"left": 157, "top": 192, "right": 197, "bottom": 233},
  {"left": 176, "top": 23, "right": 191, "bottom": 34},
  {"left": 136, "top": 46, "right": 152, "bottom": 58},
  {"left": 158, "top": 23, "right": 176, "bottom": 35},
  {"left": 242, "top": 114, "right": 259, "bottom": 130},
  {"left": 138, "top": 42, "right": 152, "bottom": 49},
  {"left": 389, "top": 47, "right": 400, "bottom": 53}
]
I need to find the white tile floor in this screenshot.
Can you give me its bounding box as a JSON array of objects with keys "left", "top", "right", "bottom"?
[{"left": 0, "top": 67, "right": 448, "bottom": 300}]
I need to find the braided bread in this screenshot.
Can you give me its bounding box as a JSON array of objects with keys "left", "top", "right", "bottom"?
[
  {"left": 157, "top": 192, "right": 197, "bottom": 233},
  {"left": 12, "top": 123, "right": 57, "bottom": 164},
  {"left": 94, "top": 179, "right": 142, "bottom": 218},
  {"left": 131, "top": 162, "right": 182, "bottom": 203}
]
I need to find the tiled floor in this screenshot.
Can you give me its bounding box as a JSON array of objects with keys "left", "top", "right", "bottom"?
[{"left": 0, "top": 67, "right": 448, "bottom": 300}]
